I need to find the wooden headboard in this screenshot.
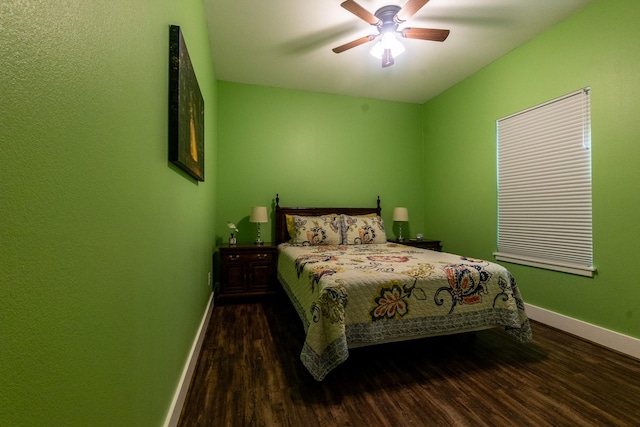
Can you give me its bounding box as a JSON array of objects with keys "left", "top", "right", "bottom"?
[{"left": 274, "top": 194, "right": 382, "bottom": 245}]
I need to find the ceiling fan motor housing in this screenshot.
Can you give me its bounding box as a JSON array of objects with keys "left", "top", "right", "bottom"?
[{"left": 375, "top": 5, "right": 402, "bottom": 34}]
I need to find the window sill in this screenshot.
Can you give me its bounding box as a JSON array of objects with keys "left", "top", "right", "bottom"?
[{"left": 493, "top": 252, "right": 595, "bottom": 277}]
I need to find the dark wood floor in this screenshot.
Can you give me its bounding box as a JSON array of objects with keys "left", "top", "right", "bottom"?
[{"left": 178, "top": 292, "right": 640, "bottom": 426}]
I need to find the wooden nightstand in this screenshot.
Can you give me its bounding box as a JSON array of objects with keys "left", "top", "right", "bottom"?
[
  {"left": 217, "top": 243, "right": 277, "bottom": 302},
  {"left": 389, "top": 238, "right": 442, "bottom": 252}
]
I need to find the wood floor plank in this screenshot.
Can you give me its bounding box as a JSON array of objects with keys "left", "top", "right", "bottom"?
[{"left": 178, "top": 293, "right": 640, "bottom": 426}]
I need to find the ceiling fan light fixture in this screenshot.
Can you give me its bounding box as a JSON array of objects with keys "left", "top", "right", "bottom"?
[{"left": 369, "top": 32, "right": 405, "bottom": 60}]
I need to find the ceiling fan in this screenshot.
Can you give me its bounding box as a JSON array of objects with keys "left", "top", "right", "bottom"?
[{"left": 332, "top": 0, "right": 450, "bottom": 68}]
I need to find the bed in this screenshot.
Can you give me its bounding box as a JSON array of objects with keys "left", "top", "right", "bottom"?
[{"left": 274, "top": 195, "right": 532, "bottom": 381}]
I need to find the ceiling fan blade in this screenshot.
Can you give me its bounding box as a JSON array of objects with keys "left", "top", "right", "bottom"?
[
  {"left": 332, "top": 35, "right": 377, "bottom": 53},
  {"left": 396, "top": 0, "right": 431, "bottom": 22},
  {"left": 401, "top": 27, "right": 450, "bottom": 42},
  {"left": 340, "top": 0, "right": 381, "bottom": 26}
]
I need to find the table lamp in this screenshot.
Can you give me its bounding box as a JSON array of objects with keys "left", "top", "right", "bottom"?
[
  {"left": 250, "top": 206, "right": 268, "bottom": 246},
  {"left": 392, "top": 207, "right": 409, "bottom": 242}
]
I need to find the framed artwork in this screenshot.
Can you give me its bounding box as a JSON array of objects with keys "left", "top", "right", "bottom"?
[{"left": 168, "top": 25, "right": 205, "bottom": 181}]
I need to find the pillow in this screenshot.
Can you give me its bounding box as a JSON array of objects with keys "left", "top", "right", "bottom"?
[
  {"left": 341, "top": 214, "right": 387, "bottom": 245},
  {"left": 285, "top": 214, "right": 296, "bottom": 242},
  {"left": 292, "top": 215, "right": 342, "bottom": 245}
]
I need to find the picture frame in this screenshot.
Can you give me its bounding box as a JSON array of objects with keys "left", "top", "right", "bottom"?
[{"left": 168, "top": 25, "right": 205, "bottom": 181}]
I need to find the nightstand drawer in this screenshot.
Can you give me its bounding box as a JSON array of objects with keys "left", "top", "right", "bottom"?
[
  {"left": 223, "top": 252, "right": 273, "bottom": 262},
  {"left": 249, "top": 252, "right": 274, "bottom": 262}
]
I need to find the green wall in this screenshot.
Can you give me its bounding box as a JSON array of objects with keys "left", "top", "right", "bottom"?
[
  {"left": 3, "top": 0, "right": 638, "bottom": 425},
  {"left": 216, "top": 82, "right": 424, "bottom": 245},
  {"left": 422, "top": 0, "right": 640, "bottom": 338},
  {"left": 1, "top": 1, "right": 217, "bottom": 425}
]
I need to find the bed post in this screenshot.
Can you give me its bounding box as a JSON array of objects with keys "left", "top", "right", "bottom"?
[
  {"left": 377, "top": 196, "right": 381, "bottom": 215},
  {"left": 275, "top": 194, "right": 282, "bottom": 245}
]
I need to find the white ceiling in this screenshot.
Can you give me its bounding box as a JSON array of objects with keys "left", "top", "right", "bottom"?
[{"left": 203, "top": 0, "right": 593, "bottom": 104}]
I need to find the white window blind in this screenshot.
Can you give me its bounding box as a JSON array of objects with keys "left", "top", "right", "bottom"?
[{"left": 494, "top": 88, "right": 594, "bottom": 277}]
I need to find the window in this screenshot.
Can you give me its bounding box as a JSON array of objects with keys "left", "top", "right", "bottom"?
[{"left": 495, "top": 88, "right": 594, "bottom": 277}]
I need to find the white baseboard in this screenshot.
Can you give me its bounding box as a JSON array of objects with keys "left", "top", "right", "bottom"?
[
  {"left": 164, "top": 292, "right": 214, "bottom": 427},
  {"left": 525, "top": 303, "right": 640, "bottom": 360}
]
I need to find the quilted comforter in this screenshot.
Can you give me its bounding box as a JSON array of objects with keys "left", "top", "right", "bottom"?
[{"left": 277, "top": 242, "right": 532, "bottom": 381}]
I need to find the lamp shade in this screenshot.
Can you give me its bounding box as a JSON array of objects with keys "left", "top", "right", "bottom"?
[
  {"left": 250, "top": 206, "right": 268, "bottom": 223},
  {"left": 392, "top": 207, "right": 409, "bottom": 222},
  {"left": 370, "top": 32, "right": 406, "bottom": 59}
]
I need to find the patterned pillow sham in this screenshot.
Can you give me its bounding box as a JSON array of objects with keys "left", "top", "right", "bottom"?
[
  {"left": 292, "top": 215, "right": 342, "bottom": 245},
  {"left": 341, "top": 214, "right": 387, "bottom": 244},
  {"left": 285, "top": 214, "right": 296, "bottom": 242}
]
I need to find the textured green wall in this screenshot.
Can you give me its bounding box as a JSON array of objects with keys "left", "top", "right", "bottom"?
[
  {"left": 216, "top": 82, "right": 424, "bottom": 245},
  {"left": 0, "top": 1, "right": 216, "bottom": 425},
  {"left": 3, "top": 0, "right": 637, "bottom": 425},
  {"left": 422, "top": 0, "right": 640, "bottom": 338}
]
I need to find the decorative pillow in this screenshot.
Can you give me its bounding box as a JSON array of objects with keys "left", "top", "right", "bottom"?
[
  {"left": 341, "top": 214, "right": 387, "bottom": 244},
  {"left": 292, "top": 215, "right": 342, "bottom": 245},
  {"left": 285, "top": 214, "right": 296, "bottom": 242}
]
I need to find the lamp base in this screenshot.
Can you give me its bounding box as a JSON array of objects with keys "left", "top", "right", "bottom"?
[{"left": 254, "top": 223, "right": 264, "bottom": 246}]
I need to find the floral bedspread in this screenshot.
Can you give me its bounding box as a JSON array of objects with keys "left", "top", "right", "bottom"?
[{"left": 277, "top": 242, "right": 532, "bottom": 381}]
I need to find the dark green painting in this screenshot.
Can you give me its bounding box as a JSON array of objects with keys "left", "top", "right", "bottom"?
[{"left": 169, "top": 25, "right": 204, "bottom": 181}]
